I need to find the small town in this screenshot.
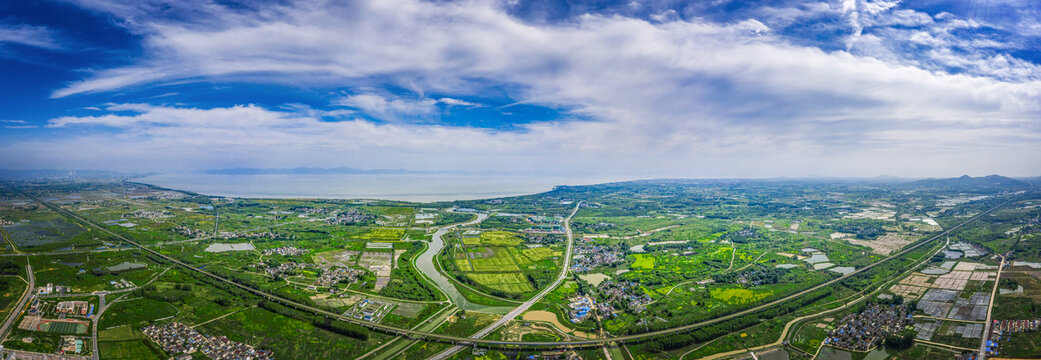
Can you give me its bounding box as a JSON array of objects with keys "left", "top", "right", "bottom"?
[
  {"left": 824, "top": 303, "right": 913, "bottom": 351},
  {"left": 142, "top": 322, "right": 273, "bottom": 360},
  {"left": 261, "top": 246, "right": 309, "bottom": 256},
  {"left": 314, "top": 266, "right": 365, "bottom": 287},
  {"left": 570, "top": 245, "right": 624, "bottom": 272},
  {"left": 595, "top": 280, "right": 653, "bottom": 314},
  {"left": 326, "top": 209, "right": 375, "bottom": 224}
]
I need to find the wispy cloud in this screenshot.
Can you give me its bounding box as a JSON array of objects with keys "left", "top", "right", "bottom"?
[
  {"left": 0, "top": 24, "right": 62, "bottom": 50},
  {"left": 437, "top": 98, "right": 483, "bottom": 108}
]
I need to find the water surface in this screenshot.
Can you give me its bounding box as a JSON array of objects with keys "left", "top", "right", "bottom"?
[{"left": 137, "top": 173, "right": 616, "bottom": 202}]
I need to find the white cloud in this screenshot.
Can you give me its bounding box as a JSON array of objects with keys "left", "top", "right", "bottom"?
[
  {"left": 333, "top": 93, "right": 438, "bottom": 120},
  {"left": 14, "top": 0, "right": 1041, "bottom": 177}
]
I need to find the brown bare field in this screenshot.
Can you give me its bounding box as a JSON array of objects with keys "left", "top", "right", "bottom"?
[
  {"left": 521, "top": 310, "right": 595, "bottom": 338},
  {"left": 846, "top": 233, "right": 915, "bottom": 255}
]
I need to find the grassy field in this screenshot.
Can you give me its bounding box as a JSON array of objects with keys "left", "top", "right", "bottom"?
[
  {"left": 631, "top": 254, "right": 656, "bottom": 269},
  {"left": 1001, "top": 330, "right": 1041, "bottom": 358},
  {"left": 31, "top": 251, "right": 159, "bottom": 293},
  {"left": 993, "top": 271, "right": 1041, "bottom": 319},
  {"left": 99, "top": 324, "right": 143, "bottom": 341},
  {"left": 0, "top": 276, "right": 26, "bottom": 316},
  {"left": 711, "top": 287, "right": 774, "bottom": 305},
  {"left": 198, "top": 306, "right": 386, "bottom": 360},
  {"left": 2, "top": 328, "right": 62, "bottom": 353},
  {"left": 99, "top": 297, "right": 181, "bottom": 328},
  {"left": 99, "top": 339, "right": 164, "bottom": 360}
]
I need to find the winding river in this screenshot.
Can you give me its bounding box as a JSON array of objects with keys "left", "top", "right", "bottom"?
[{"left": 413, "top": 211, "right": 515, "bottom": 313}]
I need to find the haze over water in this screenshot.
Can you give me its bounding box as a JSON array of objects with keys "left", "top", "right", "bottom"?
[{"left": 136, "top": 173, "right": 617, "bottom": 202}]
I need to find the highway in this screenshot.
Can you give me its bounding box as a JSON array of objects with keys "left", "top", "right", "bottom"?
[
  {"left": 979, "top": 255, "right": 1006, "bottom": 360},
  {"left": 683, "top": 234, "right": 954, "bottom": 360},
  {"left": 0, "top": 262, "right": 34, "bottom": 342},
  {"left": 428, "top": 202, "right": 582, "bottom": 360},
  {"left": 28, "top": 191, "right": 1022, "bottom": 349}
]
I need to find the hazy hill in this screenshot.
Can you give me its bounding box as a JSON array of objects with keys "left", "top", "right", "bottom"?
[{"left": 906, "top": 174, "right": 1028, "bottom": 191}]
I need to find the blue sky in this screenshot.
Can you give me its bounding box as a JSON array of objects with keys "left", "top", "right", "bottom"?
[{"left": 1, "top": 0, "right": 1039, "bottom": 178}]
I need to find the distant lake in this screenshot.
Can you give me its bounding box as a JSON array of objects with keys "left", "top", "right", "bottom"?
[{"left": 136, "top": 173, "right": 617, "bottom": 202}]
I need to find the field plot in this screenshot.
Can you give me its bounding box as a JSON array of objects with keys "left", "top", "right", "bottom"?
[
  {"left": 312, "top": 250, "right": 359, "bottom": 268},
  {"left": 515, "top": 247, "right": 559, "bottom": 263},
  {"left": 478, "top": 231, "right": 522, "bottom": 246},
  {"left": 468, "top": 252, "right": 521, "bottom": 272},
  {"left": 467, "top": 272, "right": 534, "bottom": 293},
  {"left": 356, "top": 251, "right": 392, "bottom": 289},
  {"left": 355, "top": 228, "right": 404, "bottom": 241},
  {"left": 931, "top": 271, "right": 971, "bottom": 291},
  {"left": 3, "top": 217, "right": 87, "bottom": 249},
  {"left": 357, "top": 251, "right": 392, "bottom": 275},
  {"left": 710, "top": 287, "right": 773, "bottom": 305},
  {"left": 846, "top": 233, "right": 915, "bottom": 255}
]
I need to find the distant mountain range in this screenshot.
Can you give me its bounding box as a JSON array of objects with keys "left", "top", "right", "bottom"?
[
  {"left": 905, "top": 174, "right": 1029, "bottom": 190},
  {"left": 202, "top": 167, "right": 425, "bottom": 175}
]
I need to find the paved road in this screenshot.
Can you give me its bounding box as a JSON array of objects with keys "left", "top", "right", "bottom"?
[
  {"left": 979, "top": 255, "right": 1006, "bottom": 360},
  {"left": 0, "top": 262, "right": 34, "bottom": 342},
  {"left": 3, "top": 349, "right": 89, "bottom": 360},
  {"left": 29, "top": 192, "right": 1022, "bottom": 348},
  {"left": 91, "top": 293, "right": 105, "bottom": 360},
  {"left": 0, "top": 227, "right": 21, "bottom": 254},
  {"left": 0, "top": 247, "right": 137, "bottom": 257},
  {"left": 428, "top": 203, "right": 581, "bottom": 360}
]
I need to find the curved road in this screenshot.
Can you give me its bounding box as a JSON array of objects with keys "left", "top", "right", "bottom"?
[{"left": 30, "top": 192, "right": 1021, "bottom": 349}]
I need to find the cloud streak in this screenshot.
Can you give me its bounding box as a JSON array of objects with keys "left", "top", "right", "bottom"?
[{"left": 0, "top": 24, "right": 62, "bottom": 50}]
